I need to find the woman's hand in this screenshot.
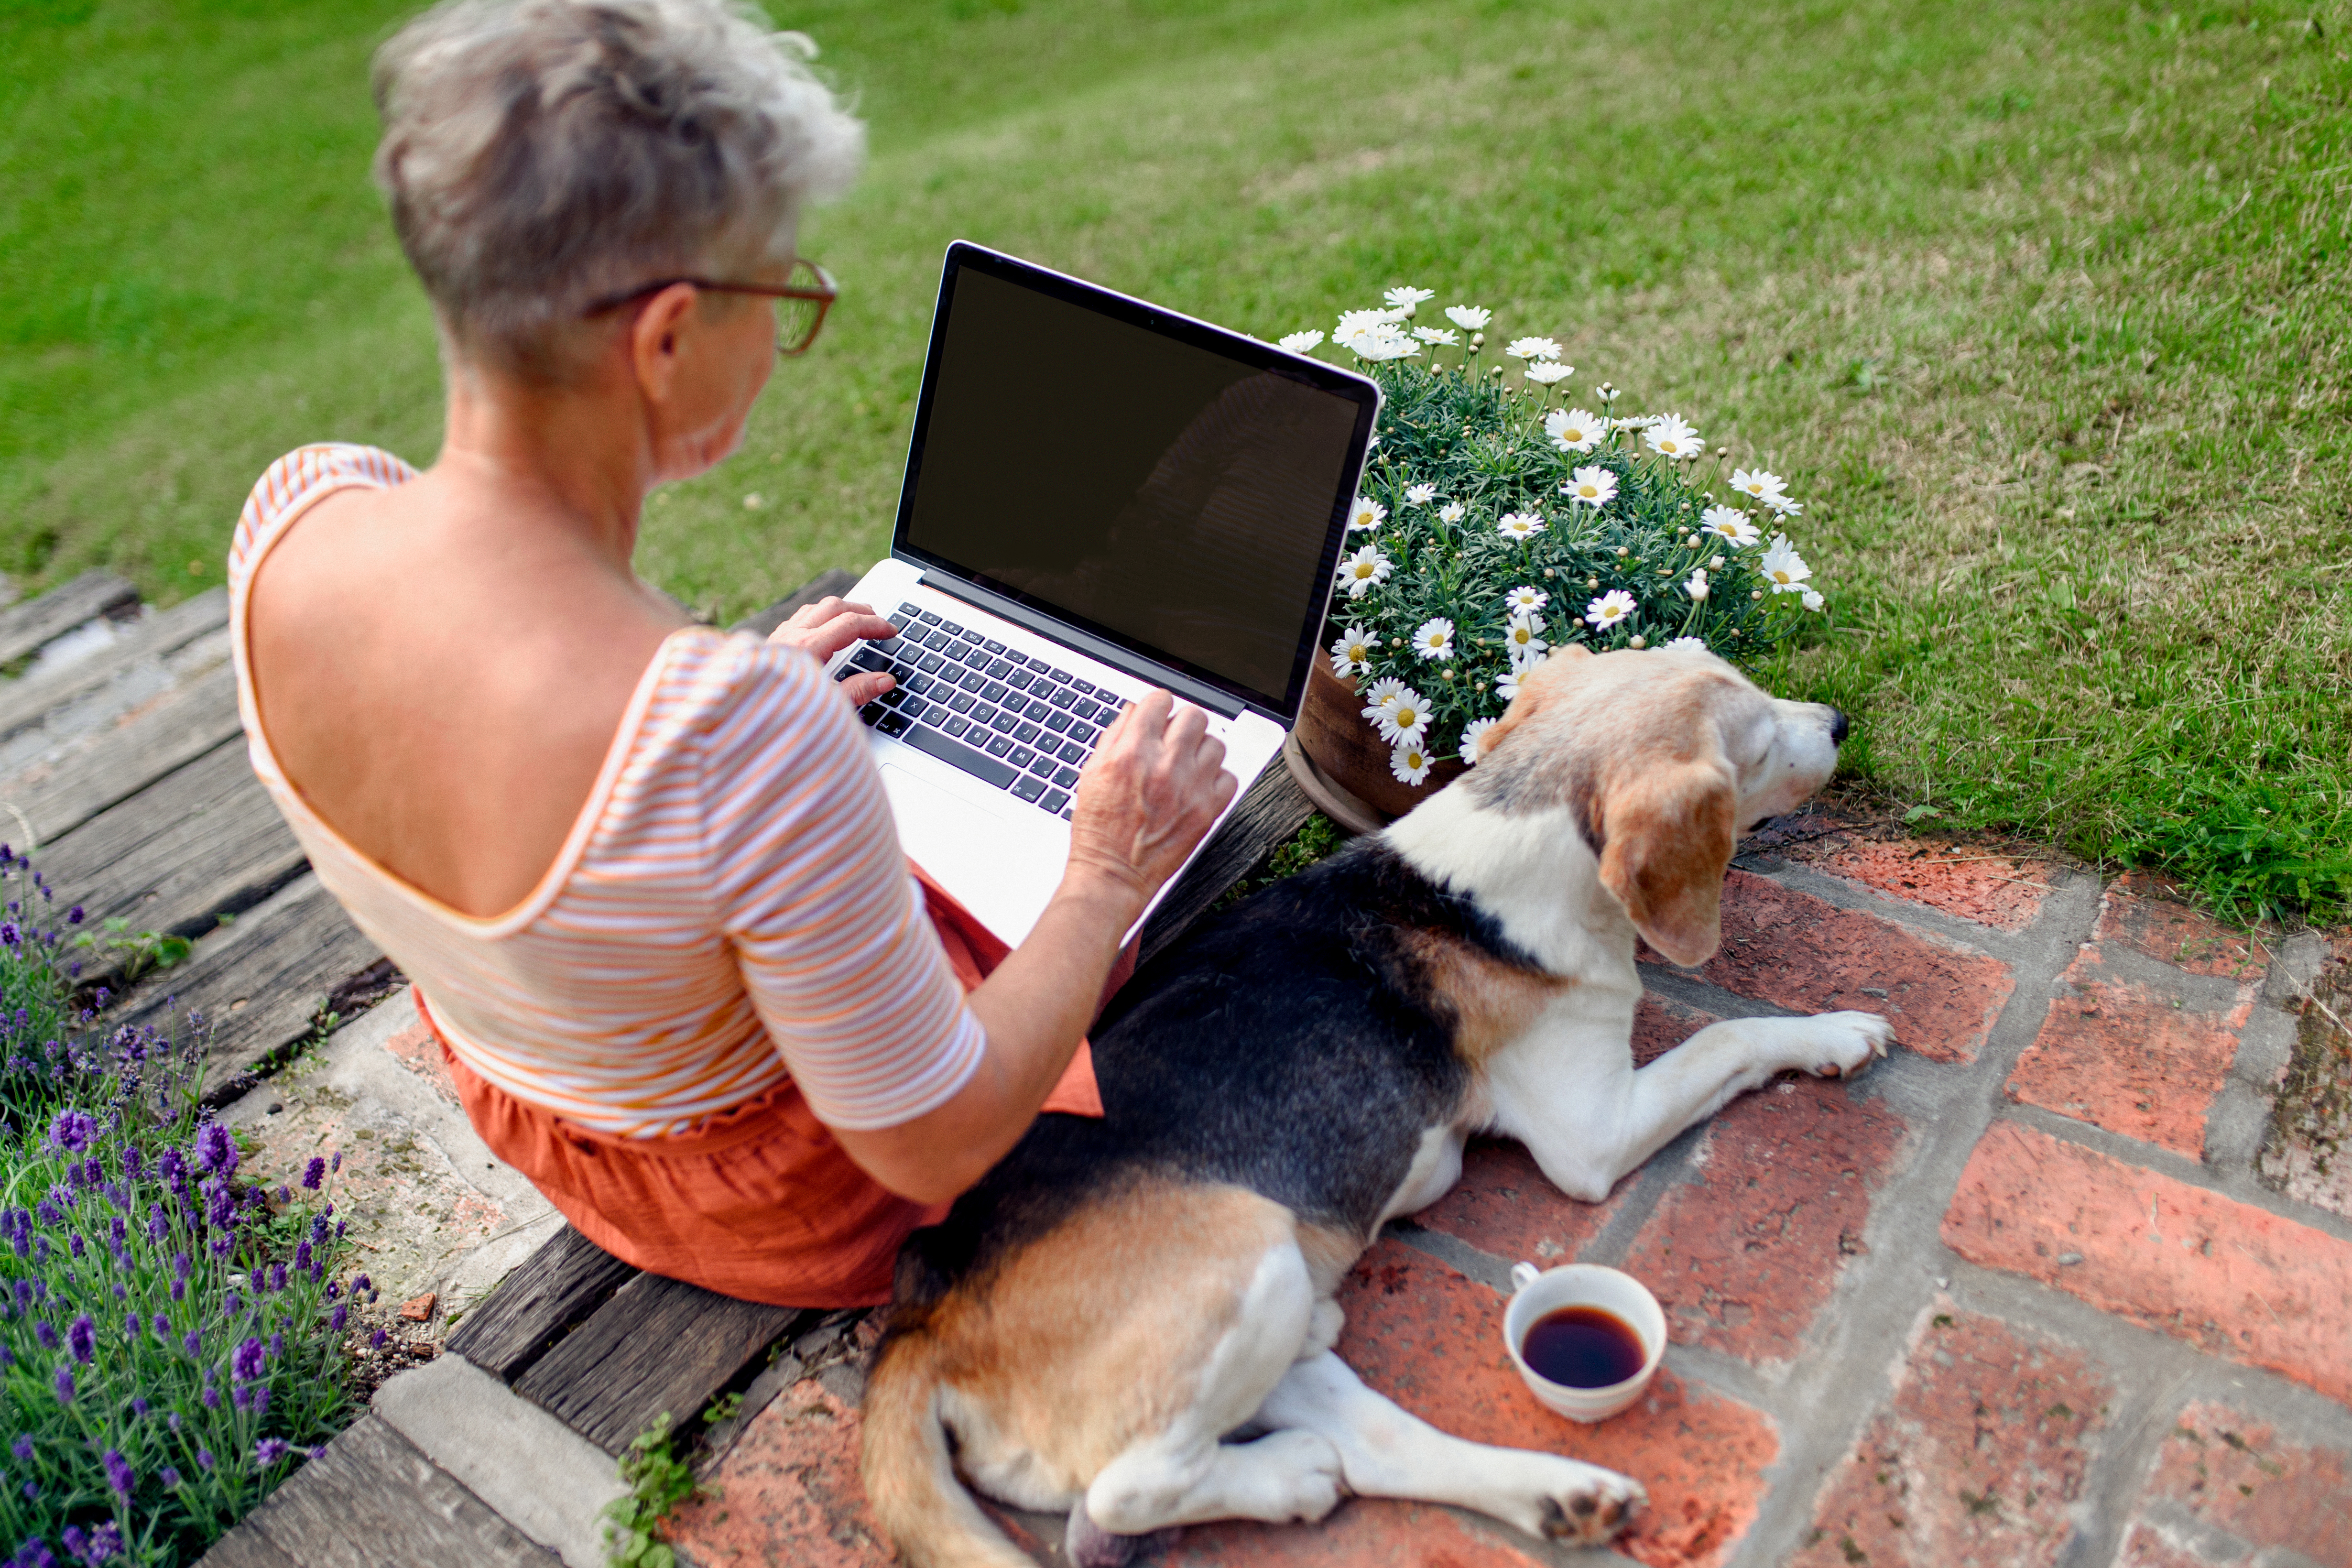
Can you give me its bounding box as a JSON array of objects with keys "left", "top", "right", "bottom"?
[
  {"left": 1066, "top": 690, "right": 1237, "bottom": 907},
  {"left": 769, "top": 596, "right": 897, "bottom": 706}
]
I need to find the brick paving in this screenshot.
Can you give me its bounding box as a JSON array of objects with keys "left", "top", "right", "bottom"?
[{"left": 634, "top": 819, "right": 2347, "bottom": 1568}]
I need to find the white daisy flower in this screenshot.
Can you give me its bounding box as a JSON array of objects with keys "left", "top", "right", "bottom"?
[
  {"left": 1496, "top": 511, "right": 1547, "bottom": 543},
  {"left": 1445, "top": 305, "right": 1492, "bottom": 330},
  {"left": 1584, "top": 590, "right": 1638, "bottom": 631},
  {"left": 1685, "top": 568, "right": 1710, "bottom": 602},
  {"left": 1504, "top": 336, "right": 1564, "bottom": 362},
  {"left": 1278, "top": 329, "right": 1325, "bottom": 354},
  {"left": 1358, "top": 676, "right": 1408, "bottom": 719},
  {"left": 1759, "top": 535, "right": 1813, "bottom": 593},
  {"left": 1437, "top": 501, "right": 1467, "bottom": 524},
  {"left": 1503, "top": 585, "right": 1549, "bottom": 614},
  {"left": 1645, "top": 415, "right": 1704, "bottom": 459},
  {"left": 1502, "top": 612, "right": 1548, "bottom": 667},
  {"left": 1663, "top": 636, "right": 1708, "bottom": 653},
  {"left": 1391, "top": 739, "right": 1435, "bottom": 786},
  {"left": 1545, "top": 408, "right": 1603, "bottom": 454},
  {"left": 1761, "top": 491, "right": 1805, "bottom": 517},
  {"left": 1348, "top": 496, "right": 1388, "bottom": 532},
  {"left": 1522, "top": 362, "right": 1573, "bottom": 385},
  {"left": 1611, "top": 414, "right": 1660, "bottom": 432},
  {"left": 1699, "top": 505, "right": 1762, "bottom": 547},
  {"left": 1459, "top": 716, "right": 1498, "bottom": 764},
  {"left": 1412, "top": 617, "right": 1457, "bottom": 661},
  {"left": 1563, "top": 467, "right": 1619, "bottom": 509},
  {"left": 1802, "top": 587, "right": 1827, "bottom": 612},
  {"left": 1494, "top": 669, "right": 1522, "bottom": 702},
  {"left": 1377, "top": 688, "right": 1432, "bottom": 744},
  {"left": 1334, "top": 308, "right": 1395, "bottom": 346},
  {"left": 1329, "top": 624, "right": 1377, "bottom": 676},
  {"left": 1337, "top": 544, "right": 1394, "bottom": 597},
  {"left": 1405, "top": 483, "right": 1437, "bottom": 506},
  {"left": 1412, "top": 326, "right": 1460, "bottom": 346},
  {"left": 1729, "top": 468, "right": 1789, "bottom": 508},
  {"left": 1383, "top": 285, "right": 1436, "bottom": 316},
  {"left": 1350, "top": 327, "right": 1422, "bottom": 362}
]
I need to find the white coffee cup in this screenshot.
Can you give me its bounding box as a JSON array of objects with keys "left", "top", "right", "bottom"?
[{"left": 1503, "top": 1262, "right": 1667, "bottom": 1423}]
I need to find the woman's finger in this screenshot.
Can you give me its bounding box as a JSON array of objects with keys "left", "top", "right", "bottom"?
[{"left": 836, "top": 671, "right": 896, "bottom": 707}]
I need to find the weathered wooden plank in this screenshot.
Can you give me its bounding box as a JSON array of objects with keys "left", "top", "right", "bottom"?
[
  {"left": 0, "top": 663, "right": 243, "bottom": 847},
  {"left": 0, "top": 587, "right": 228, "bottom": 744},
  {"left": 0, "top": 570, "right": 139, "bottom": 668},
  {"left": 448, "top": 1224, "right": 642, "bottom": 1384},
  {"left": 1136, "top": 759, "right": 1316, "bottom": 964},
  {"left": 729, "top": 566, "right": 859, "bottom": 640},
  {"left": 113, "top": 871, "right": 382, "bottom": 1093},
  {"left": 513, "top": 1271, "right": 804, "bottom": 1454},
  {"left": 193, "top": 1521, "right": 302, "bottom": 1568},
  {"left": 239, "top": 1414, "right": 560, "bottom": 1568},
  {"left": 34, "top": 738, "right": 303, "bottom": 943}
]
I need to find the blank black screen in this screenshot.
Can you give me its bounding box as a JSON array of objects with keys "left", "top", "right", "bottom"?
[{"left": 901, "top": 267, "right": 1364, "bottom": 708}]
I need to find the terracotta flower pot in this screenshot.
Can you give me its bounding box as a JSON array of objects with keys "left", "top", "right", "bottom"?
[{"left": 1285, "top": 659, "right": 1468, "bottom": 831}]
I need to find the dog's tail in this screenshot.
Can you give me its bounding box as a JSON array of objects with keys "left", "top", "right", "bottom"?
[{"left": 861, "top": 1324, "right": 1034, "bottom": 1568}]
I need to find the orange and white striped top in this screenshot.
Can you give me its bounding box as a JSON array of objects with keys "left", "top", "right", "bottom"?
[{"left": 228, "top": 444, "right": 986, "bottom": 1137}]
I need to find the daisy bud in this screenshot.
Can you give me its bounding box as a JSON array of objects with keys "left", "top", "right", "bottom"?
[
  {"left": 1614, "top": 547, "right": 1629, "bottom": 557},
  {"left": 1586, "top": 577, "right": 1600, "bottom": 588},
  {"left": 1751, "top": 590, "right": 1764, "bottom": 600},
  {"left": 1629, "top": 635, "right": 1646, "bottom": 649},
  {"left": 1542, "top": 567, "right": 1556, "bottom": 578}
]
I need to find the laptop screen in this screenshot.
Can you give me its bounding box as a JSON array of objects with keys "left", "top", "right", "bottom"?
[{"left": 893, "top": 246, "right": 1377, "bottom": 719}]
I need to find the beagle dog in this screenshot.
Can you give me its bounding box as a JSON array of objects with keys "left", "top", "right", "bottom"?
[{"left": 862, "top": 643, "right": 1892, "bottom": 1567}]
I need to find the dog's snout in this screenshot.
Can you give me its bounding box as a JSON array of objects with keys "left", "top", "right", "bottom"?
[{"left": 1828, "top": 708, "right": 1849, "bottom": 746}]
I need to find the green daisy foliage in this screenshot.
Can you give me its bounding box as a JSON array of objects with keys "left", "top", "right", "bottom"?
[{"left": 1292, "top": 304, "right": 1825, "bottom": 772}]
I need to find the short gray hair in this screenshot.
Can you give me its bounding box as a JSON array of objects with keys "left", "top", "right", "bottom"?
[{"left": 372, "top": 0, "right": 862, "bottom": 380}]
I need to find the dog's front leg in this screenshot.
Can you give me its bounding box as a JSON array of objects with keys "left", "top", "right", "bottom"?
[
  {"left": 1255, "top": 1351, "right": 1644, "bottom": 1546},
  {"left": 1492, "top": 1011, "right": 1892, "bottom": 1200}
]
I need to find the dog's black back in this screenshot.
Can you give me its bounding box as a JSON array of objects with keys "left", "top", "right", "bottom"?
[{"left": 890, "top": 838, "right": 1549, "bottom": 1313}]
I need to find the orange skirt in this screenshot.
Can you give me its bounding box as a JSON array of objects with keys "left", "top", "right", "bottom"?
[{"left": 422, "top": 868, "right": 1110, "bottom": 1308}]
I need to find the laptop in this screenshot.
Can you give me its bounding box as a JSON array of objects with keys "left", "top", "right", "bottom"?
[{"left": 829, "top": 242, "right": 1380, "bottom": 948}]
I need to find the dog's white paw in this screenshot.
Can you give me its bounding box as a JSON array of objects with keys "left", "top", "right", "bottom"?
[
  {"left": 1802, "top": 1010, "right": 1894, "bottom": 1079},
  {"left": 1488, "top": 1456, "right": 1646, "bottom": 1546}
]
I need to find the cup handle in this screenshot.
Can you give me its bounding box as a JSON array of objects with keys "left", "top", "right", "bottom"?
[{"left": 1510, "top": 1262, "right": 1539, "bottom": 1291}]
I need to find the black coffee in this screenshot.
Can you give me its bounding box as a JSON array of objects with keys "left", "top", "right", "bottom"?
[{"left": 1521, "top": 1305, "right": 1646, "bottom": 1389}]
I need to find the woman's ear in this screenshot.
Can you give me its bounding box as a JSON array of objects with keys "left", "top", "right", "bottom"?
[
  {"left": 1595, "top": 756, "right": 1738, "bottom": 966},
  {"left": 628, "top": 283, "right": 703, "bottom": 406}
]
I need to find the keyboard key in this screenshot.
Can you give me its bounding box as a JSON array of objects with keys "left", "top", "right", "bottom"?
[
  {"left": 944, "top": 715, "right": 970, "bottom": 738},
  {"left": 1047, "top": 669, "right": 1073, "bottom": 685},
  {"left": 1006, "top": 670, "right": 1034, "bottom": 692},
  {"left": 982, "top": 639, "right": 1006, "bottom": 654},
  {"left": 898, "top": 719, "right": 1018, "bottom": 789},
  {"left": 1072, "top": 700, "right": 1103, "bottom": 723},
  {"left": 1024, "top": 655, "right": 1053, "bottom": 673},
  {"left": 958, "top": 669, "right": 986, "bottom": 692},
  {"left": 1022, "top": 697, "right": 1051, "bottom": 721},
  {"left": 982, "top": 680, "right": 1009, "bottom": 704},
  {"left": 989, "top": 708, "right": 1018, "bottom": 733},
  {"left": 897, "top": 698, "right": 928, "bottom": 724},
  {"left": 949, "top": 692, "right": 976, "bottom": 714},
  {"left": 973, "top": 703, "right": 1000, "bottom": 727},
  {"left": 1071, "top": 723, "right": 1100, "bottom": 746},
  {"left": 1048, "top": 686, "right": 1077, "bottom": 710},
  {"left": 1011, "top": 774, "right": 1047, "bottom": 803},
  {"left": 875, "top": 709, "right": 910, "bottom": 737},
  {"left": 982, "top": 658, "right": 1008, "bottom": 680},
  {"left": 905, "top": 672, "right": 935, "bottom": 696},
  {"left": 1014, "top": 722, "right": 1040, "bottom": 745},
  {"left": 1040, "top": 788, "right": 1070, "bottom": 813},
  {"left": 986, "top": 734, "right": 1013, "bottom": 757},
  {"left": 1053, "top": 766, "right": 1079, "bottom": 788},
  {"left": 1060, "top": 806, "right": 1074, "bottom": 822},
  {"left": 1010, "top": 746, "right": 1036, "bottom": 770},
  {"left": 1027, "top": 751, "right": 1058, "bottom": 778},
  {"left": 956, "top": 629, "right": 983, "bottom": 646},
  {"left": 1058, "top": 740, "right": 1086, "bottom": 765},
  {"left": 917, "top": 651, "right": 946, "bottom": 673},
  {"left": 912, "top": 609, "right": 940, "bottom": 625},
  {"left": 849, "top": 647, "right": 889, "bottom": 673},
  {"left": 1045, "top": 712, "right": 1072, "bottom": 734},
  {"left": 1072, "top": 679, "right": 1098, "bottom": 695}
]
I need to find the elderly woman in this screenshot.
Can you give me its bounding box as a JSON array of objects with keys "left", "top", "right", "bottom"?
[{"left": 227, "top": 0, "right": 1234, "bottom": 1307}]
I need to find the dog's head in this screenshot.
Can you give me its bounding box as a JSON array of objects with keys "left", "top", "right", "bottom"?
[{"left": 1461, "top": 644, "right": 1845, "bottom": 966}]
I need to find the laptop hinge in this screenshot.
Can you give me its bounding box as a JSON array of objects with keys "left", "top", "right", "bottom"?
[{"left": 912, "top": 568, "right": 1251, "bottom": 720}]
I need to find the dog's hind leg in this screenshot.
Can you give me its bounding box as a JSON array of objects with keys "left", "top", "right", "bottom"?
[{"left": 1255, "top": 1350, "right": 1644, "bottom": 1547}]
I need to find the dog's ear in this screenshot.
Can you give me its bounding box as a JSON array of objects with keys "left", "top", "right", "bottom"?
[
  {"left": 1480, "top": 643, "right": 1593, "bottom": 758},
  {"left": 1596, "top": 757, "right": 1738, "bottom": 966}
]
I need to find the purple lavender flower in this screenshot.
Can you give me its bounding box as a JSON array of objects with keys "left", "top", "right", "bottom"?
[
  {"left": 65, "top": 1235, "right": 82, "bottom": 1260},
  {"left": 182, "top": 1329, "right": 201, "bottom": 1357},
  {"left": 32, "top": 1322, "right": 55, "bottom": 1352},
  {"left": 101, "top": 1449, "right": 132, "bottom": 1497},
  {"left": 335, "top": 1219, "right": 347, "bottom": 1239},
  {"left": 9, "top": 1282, "right": 26, "bottom": 1314},
  {"left": 172, "top": 1250, "right": 191, "bottom": 1279},
  {"left": 249, "top": 1266, "right": 264, "bottom": 1294},
  {"left": 32, "top": 1199, "right": 58, "bottom": 1228},
  {"left": 274, "top": 1185, "right": 291, "bottom": 1205},
  {"left": 169, "top": 1278, "right": 185, "bottom": 1303},
  {"left": 123, "top": 1311, "right": 139, "bottom": 1341},
  {"left": 253, "top": 1437, "right": 288, "bottom": 1468},
  {"left": 74, "top": 1523, "right": 121, "bottom": 1566},
  {"left": 250, "top": 1384, "right": 271, "bottom": 1419},
  {"left": 370, "top": 1327, "right": 388, "bottom": 1349},
  {"left": 151, "top": 1312, "right": 168, "bottom": 1340},
  {"left": 10, "top": 1535, "right": 55, "bottom": 1568},
  {"left": 121, "top": 1148, "right": 142, "bottom": 1180},
  {"left": 196, "top": 1448, "right": 214, "bottom": 1471},
  {"left": 65, "top": 1316, "right": 91, "bottom": 1364},
  {"left": 8, "top": 1437, "right": 27, "bottom": 1462},
  {"left": 49, "top": 1366, "right": 71, "bottom": 1406},
  {"left": 354, "top": 1274, "right": 371, "bottom": 1295},
  {"left": 295, "top": 1240, "right": 312, "bottom": 1270},
  {"left": 300, "top": 1156, "right": 326, "bottom": 1191},
  {"left": 269, "top": 1331, "right": 283, "bottom": 1360},
  {"left": 0, "top": 1347, "right": 12, "bottom": 1368},
  {"left": 329, "top": 1304, "right": 347, "bottom": 1333},
  {"left": 200, "top": 1383, "right": 219, "bottom": 1411},
  {"left": 159, "top": 1466, "right": 180, "bottom": 1487},
  {"left": 232, "top": 1336, "right": 265, "bottom": 1381},
  {"left": 270, "top": 1263, "right": 287, "bottom": 1292},
  {"left": 223, "top": 1290, "right": 241, "bottom": 1318},
  {"left": 156, "top": 1148, "right": 184, "bottom": 1186},
  {"left": 194, "top": 1122, "right": 236, "bottom": 1178},
  {"left": 146, "top": 1211, "right": 166, "bottom": 1244},
  {"left": 65, "top": 905, "right": 82, "bottom": 926},
  {"left": 129, "top": 1398, "right": 147, "bottom": 1418},
  {"left": 44, "top": 1112, "right": 95, "bottom": 1154}
]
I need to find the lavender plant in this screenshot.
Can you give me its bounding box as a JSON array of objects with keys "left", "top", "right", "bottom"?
[{"left": 0, "top": 852, "right": 359, "bottom": 1567}]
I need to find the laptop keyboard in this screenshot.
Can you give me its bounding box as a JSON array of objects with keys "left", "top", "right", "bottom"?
[{"left": 837, "top": 601, "right": 1121, "bottom": 821}]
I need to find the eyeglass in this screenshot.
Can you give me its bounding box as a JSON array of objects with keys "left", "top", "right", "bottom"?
[{"left": 582, "top": 258, "right": 838, "bottom": 355}]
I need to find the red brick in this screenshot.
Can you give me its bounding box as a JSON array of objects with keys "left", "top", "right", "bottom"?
[
  {"left": 1415, "top": 1140, "right": 1622, "bottom": 1265},
  {"left": 665, "top": 1379, "right": 890, "bottom": 1567},
  {"left": 1172, "top": 1503, "right": 1545, "bottom": 1567},
  {"left": 2005, "top": 958, "right": 2255, "bottom": 1157},
  {"left": 2096, "top": 877, "right": 2271, "bottom": 980},
  {"left": 2122, "top": 1401, "right": 2352, "bottom": 1568},
  {"left": 1633, "top": 993, "right": 1721, "bottom": 1067},
  {"left": 1792, "top": 838, "right": 2056, "bottom": 931},
  {"left": 1618, "top": 1079, "right": 1909, "bottom": 1363},
  {"left": 1941, "top": 1121, "right": 2352, "bottom": 1405},
  {"left": 1334, "top": 1239, "right": 1777, "bottom": 1568},
  {"left": 1673, "top": 871, "right": 2016, "bottom": 1063},
  {"left": 1793, "top": 1305, "right": 2112, "bottom": 1568},
  {"left": 2115, "top": 1523, "right": 2229, "bottom": 1566}
]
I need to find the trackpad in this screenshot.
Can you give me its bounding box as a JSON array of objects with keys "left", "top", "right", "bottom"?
[{"left": 877, "top": 763, "right": 1058, "bottom": 944}]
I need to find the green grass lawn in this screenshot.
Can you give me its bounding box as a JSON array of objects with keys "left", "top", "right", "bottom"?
[{"left": 3, "top": 0, "right": 2347, "bottom": 918}]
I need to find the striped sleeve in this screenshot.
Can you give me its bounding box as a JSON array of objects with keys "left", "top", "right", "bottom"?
[{"left": 697, "top": 639, "right": 987, "bottom": 1131}]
